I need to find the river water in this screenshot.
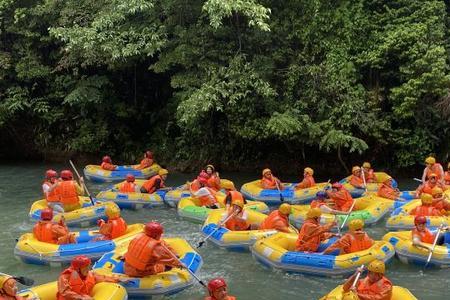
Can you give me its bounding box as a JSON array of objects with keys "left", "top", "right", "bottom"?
[{"left": 0, "top": 162, "right": 448, "bottom": 299}]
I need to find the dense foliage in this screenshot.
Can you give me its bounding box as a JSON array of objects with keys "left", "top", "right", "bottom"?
[{"left": 1, "top": 0, "right": 449, "bottom": 171}]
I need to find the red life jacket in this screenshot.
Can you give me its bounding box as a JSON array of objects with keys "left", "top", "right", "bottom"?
[
  {"left": 330, "top": 189, "right": 353, "bottom": 212},
  {"left": 59, "top": 181, "right": 79, "bottom": 205},
  {"left": 57, "top": 268, "right": 96, "bottom": 300},
  {"left": 100, "top": 162, "right": 116, "bottom": 171},
  {"left": 101, "top": 217, "right": 127, "bottom": 239},
  {"left": 207, "top": 175, "right": 221, "bottom": 191},
  {"left": 356, "top": 276, "right": 392, "bottom": 300},
  {"left": 347, "top": 232, "right": 374, "bottom": 253},
  {"left": 124, "top": 234, "right": 161, "bottom": 271},
  {"left": 412, "top": 228, "right": 435, "bottom": 244},
  {"left": 261, "top": 177, "right": 277, "bottom": 189},
  {"left": 259, "top": 210, "right": 289, "bottom": 231},
  {"left": 142, "top": 175, "right": 164, "bottom": 194},
  {"left": 119, "top": 182, "right": 136, "bottom": 193},
  {"left": 43, "top": 181, "right": 61, "bottom": 202},
  {"left": 349, "top": 175, "right": 364, "bottom": 187},
  {"left": 33, "top": 221, "right": 56, "bottom": 244}
]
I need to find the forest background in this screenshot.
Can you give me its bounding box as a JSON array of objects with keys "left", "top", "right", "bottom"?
[{"left": 1, "top": 0, "right": 450, "bottom": 176}]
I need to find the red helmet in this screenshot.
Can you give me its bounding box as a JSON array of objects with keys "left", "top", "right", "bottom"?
[
  {"left": 332, "top": 182, "right": 343, "bottom": 189},
  {"left": 145, "top": 151, "right": 153, "bottom": 158},
  {"left": 102, "top": 156, "right": 112, "bottom": 163},
  {"left": 414, "top": 216, "right": 427, "bottom": 225},
  {"left": 208, "top": 278, "right": 227, "bottom": 295},
  {"left": 71, "top": 255, "right": 91, "bottom": 269},
  {"left": 40, "top": 208, "right": 53, "bottom": 221},
  {"left": 144, "top": 221, "right": 163, "bottom": 239},
  {"left": 45, "top": 169, "right": 58, "bottom": 179},
  {"left": 126, "top": 174, "right": 135, "bottom": 182},
  {"left": 60, "top": 170, "right": 73, "bottom": 180}
]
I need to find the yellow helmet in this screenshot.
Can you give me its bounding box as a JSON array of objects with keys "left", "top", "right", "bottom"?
[
  {"left": 232, "top": 200, "right": 244, "bottom": 209},
  {"left": 306, "top": 208, "right": 322, "bottom": 219},
  {"left": 367, "top": 259, "right": 385, "bottom": 274},
  {"left": 432, "top": 187, "right": 443, "bottom": 196},
  {"left": 304, "top": 167, "right": 314, "bottom": 176},
  {"left": 206, "top": 164, "right": 215, "bottom": 171},
  {"left": 262, "top": 168, "right": 271, "bottom": 176},
  {"left": 0, "top": 275, "right": 13, "bottom": 289},
  {"left": 221, "top": 181, "right": 236, "bottom": 191},
  {"left": 105, "top": 205, "right": 120, "bottom": 218},
  {"left": 158, "top": 168, "right": 168, "bottom": 176},
  {"left": 352, "top": 166, "right": 361, "bottom": 173},
  {"left": 279, "top": 203, "right": 291, "bottom": 215},
  {"left": 421, "top": 193, "right": 433, "bottom": 204},
  {"left": 425, "top": 156, "right": 436, "bottom": 165},
  {"left": 362, "top": 162, "right": 371, "bottom": 169},
  {"left": 348, "top": 219, "right": 364, "bottom": 232}
]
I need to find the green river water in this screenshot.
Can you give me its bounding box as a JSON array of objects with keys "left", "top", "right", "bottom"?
[{"left": 0, "top": 162, "right": 449, "bottom": 299}]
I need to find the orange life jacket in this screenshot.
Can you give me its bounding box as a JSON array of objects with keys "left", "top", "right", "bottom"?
[
  {"left": 124, "top": 234, "right": 161, "bottom": 271},
  {"left": 445, "top": 171, "right": 450, "bottom": 185},
  {"left": 259, "top": 210, "right": 289, "bottom": 231},
  {"left": 296, "top": 175, "right": 316, "bottom": 189},
  {"left": 356, "top": 276, "right": 392, "bottom": 300},
  {"left": 100, "top": 162, "right": 116, "bottom": 171},
  {"left": 141, "top": 175, "right": 164, "bottom": 194},
  {"left": 225, "top": 208, "right": 249, "bottom": 231},
  {"left": 33, "top": 221, "right": 56, "bottom": 243},
  {"left": 190, "top": 180, "right": 202, "bottom": 193},
  {"left": 197, "top": 187, "right": 218, "bottom": 207},
  {"left": 349, "top": 175, "right": 364, "bottom": 187},
  {"left": 412, "top": 228, "right": 435, "bottom": 244},
  {"left": 0, "top": 294, "right": 26, "bottom": 300},
  {"left": 347, "top": 232, "right": 374, "bottom": 253},
  {"left": 43, "top": 181, "right": 61, "bottom": 202},
  {"left": 204, "top": 296, "right": 236, "bottom": 300},
  {"left": 228, "top": 190, "right": 244, "bottom": 203},
  {"left": 426, "top": 163, "right": 443, "bottom": 180},
  {"left": 119, "top": 182, "right": 137, "bottom": 193},
  {"left": 363, "top": 169, "right": 376, "bottom": 182},
  {"left": 296, "top": 219, "right": 325, "bottom": 252},
  {"left": 377, "top": 184, "right": 398, "bottom": 200},
  {"left": 59, "top": 180, "right": 79, "bottom": 205},
  {"left": 310, "top": 199, "right": 326, "bottom": 208},
  {"left": 138, "top": 158, "right": 153, "bottom": 169},
  {"left": 100, "top": 217, "right": 127, "bottom": 239},
  {"left": 207, "top": 175, "right": 221, "bottom": 191},
  {"left": 261, "top": 177, "right": 277, "bottom": 189},
  {"left": 57, "top": 268, "right": 96, "bottom": 300},
  {"left": 410, "top": 205, "right": 442, "bottom": 217},
  {"left": 330, "top": 189, "right": 353, "bottom": 212}
]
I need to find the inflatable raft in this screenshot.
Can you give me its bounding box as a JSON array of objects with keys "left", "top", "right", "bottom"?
[
  {"left": 19, "top": 281, "right": 127, "bottom": 300},
  {"left": 14, "top": 224, "right": 143, "bottom": 266},
  {"left": 200, "top": 209, "right": 296, "bottom": 251},
  {"left": 240, "top": 181, "right": 331, "bottom": 205},
  {"left": 372, "top": 190, "right": 417, "bottom": 211},
  {"left": 386, "top": 199, "right": 450, "bottom": 231},
  {"left": 93, "top": 238, "right": 203, "bottom": 298},
  {"left": 338, "top": 172, "right": 400, "bottom": 198},
  {"left": 164, "top": 179, "right": 236, "bottom": 207},
  {"left": 383, "top": 230, "right": 450, "bottom": 268},
  {"left": 177, "top": 194, "right": 269, "bottom": 223},
  {"left": 320, "top": 285, "right": 417, "bottom": 300},
  {"left": 83, "top": 163, "right": 161, "bottom": 183},
  {"left": 95, "top": 179, "right": 168, "bottom": 209},
  {"left": 29, "top": 198, "right": 119, "bottom": 228},
  {"left": 290, "top": 195, "right": 393, "bottom": 228},
  {"left": 251, "top": 232, "right": 395, "bottom": 277}
]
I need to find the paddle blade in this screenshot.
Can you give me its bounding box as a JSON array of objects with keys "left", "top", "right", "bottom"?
[
  {"left": 15, "top": 276, "right": 34, "bottom": 286},
  {"left": 280, "top": 194, "right": 284, "bottom": 202},
  {"left": 196, "top": 241, "right": 205, "bottom": 249}
]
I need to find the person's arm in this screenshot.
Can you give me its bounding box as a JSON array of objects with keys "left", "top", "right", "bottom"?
[
  {"left": 342, "top": 273, "right": 358, "bottom": 292},
  {"left": 75, "top": 182, "right": 84, "bottom": 195},
  {"left": 412, "top": 235, "right": 432, "bottom": 251}
]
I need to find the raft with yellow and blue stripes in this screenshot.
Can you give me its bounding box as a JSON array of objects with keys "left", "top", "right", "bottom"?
[{"left": 83, "top": 164, "right": 161, "bottom": 183}]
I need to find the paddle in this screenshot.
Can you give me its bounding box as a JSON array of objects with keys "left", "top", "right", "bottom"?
[
  {"left": 0, "top": 272, "right": 34, "bottom": 286},
  {"left": 424, "top": 224, "right": 444, "bottom": 269},
  {"left": 196, "top": 212, "right": 236, "bottom": 248},
  {"left": 360, "top": 166, "right": 367, "bottom": 192},
  {"left": 339, "top": 198, "right": 357, "bottom": 231},
  {"left": 351, "top": 265, "right": 365, "bottom": 289},
  {"left": 413, "top": 178, "right": 423, "bottom": 183},
  {"left": 159, "top": 244, "right": 206, "bottom": 287},
  {"left": 69, "top": 160, "right": 95, "bottom": 206},
  {"left": 274, "top": 177, "right": 284, "bottom": 202}
]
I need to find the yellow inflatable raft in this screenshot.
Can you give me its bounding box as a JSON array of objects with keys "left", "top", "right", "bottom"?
[
  {"left": 19, "top": 281, "right": 127, "bottom": 300},
  {"left": 200, "top": 209, "right": 296, "bottom": 251},
  {"left": 164, "top": 179, "right": 236, "bottom": 206},
  {"left": 83, "top": 163, "right": 161, "bottom": 182},
  {"left": 15, "top": 224, "right": 143, "bottom": 267},
  {"left": 383, "top": 230, "right": 450, "bottom": 268},
  {"left": 93, "top": 238, "right": 203, "bottom": 298},
  {"left": 251, "top": 232, "right": 395, "bottom": 277},
  {"left": 290, "top": 195, "right": 393, "bottom": 228},
  {"left": 339, "top": 172, "right": 395, "bottom": 191},
  {"left": 320, "top": 285, "right": 417, "bottom": 300},
  {"left": 29, "top": 197, "right": 119, "bottom": 227},
  {"left": 178, "top": 193, "right": 269, "bottom": 223},
  {"left": 386, "top": 199, "right": 450, "bottom": 231}
]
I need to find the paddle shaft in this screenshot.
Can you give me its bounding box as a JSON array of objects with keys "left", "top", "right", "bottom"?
[
  {"left": 274, "top": 177, "right": 284, "bottom": 202},
  {"left": 69, "top": 160, "right": 95, "bottom": 205},
  {"left": 360, "top": 166, "right": 367, "bottom": 192},
  {"left": 159, "top": 244, "right": 206, "bottom": 287},
  {"left": 339, "top": 199, "right": 357, "bottom": 231},
  {"left": 351, "top": 265, "right": 365, "bottom": 289},
  {"left": 424, "top": 225, "right": 443, "bottom": 268},
  {"left": 414, "top": 178, "right": 423, "bottom": 183},
  {"left": 197, "top": 212, "right": 236, "bottom": 248}
]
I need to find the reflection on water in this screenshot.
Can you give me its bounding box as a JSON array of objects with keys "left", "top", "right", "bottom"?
[{"left": 0, "top": 163, "right": 448, "bottom": 299}]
